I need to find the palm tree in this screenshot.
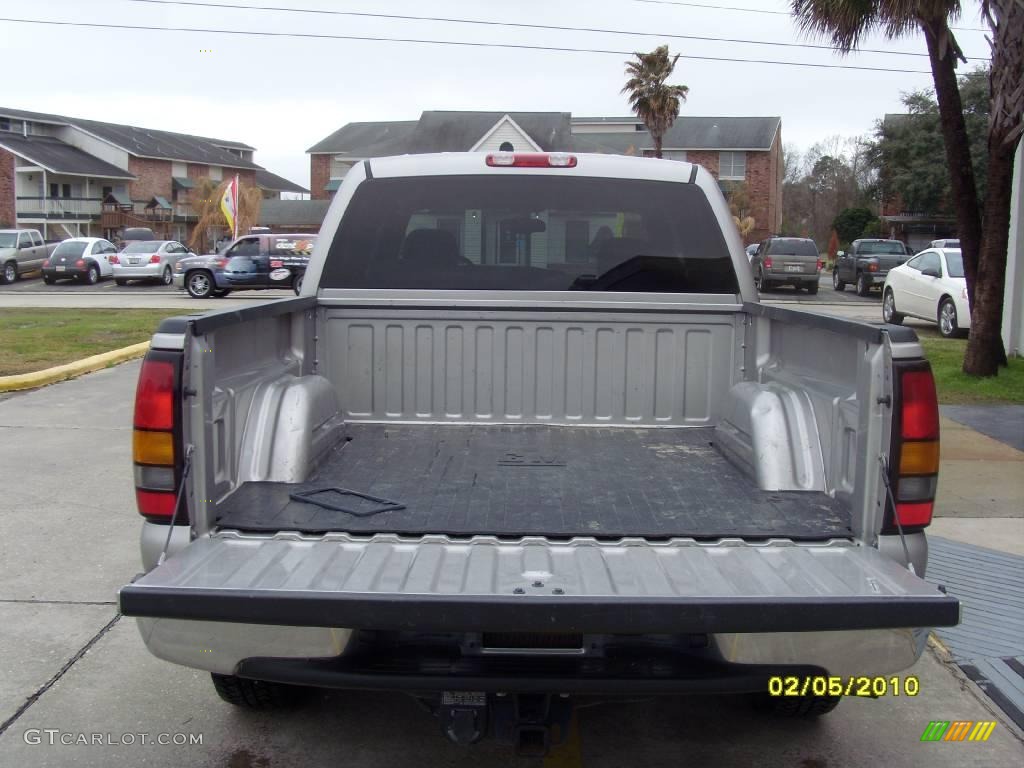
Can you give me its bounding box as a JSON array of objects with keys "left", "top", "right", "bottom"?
[
  {"left": 621, "top": 46, "right": 689, "bottom": 159},
  {"left": 791, "top": 1, "right": 1022, "bottom": 376}
]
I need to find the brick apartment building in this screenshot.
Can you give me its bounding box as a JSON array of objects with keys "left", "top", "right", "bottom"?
[
  {"left": 0, "top": 107, "right": 305, "bottom": 246},
  {"left": 307, "top": 111, "right": 782, "bottom": 242}
]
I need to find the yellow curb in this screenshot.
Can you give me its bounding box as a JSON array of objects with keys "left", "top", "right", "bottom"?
[{"left": 0, "top": 341, "right": 151, "bottom": 392}]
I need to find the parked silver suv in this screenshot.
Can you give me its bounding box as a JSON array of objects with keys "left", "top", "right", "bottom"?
[{"left": 750, "top": 237, "right": 822, "bottom": 294}]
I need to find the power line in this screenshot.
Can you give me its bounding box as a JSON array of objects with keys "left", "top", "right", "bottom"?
[
  {"left": 633, "top": 0, "right": 991, "bottom": 34},
  {"left": 123, "top": 0, "right": 988, "bottom": 61},
  {"left": 0, "top": 17, "right": 936, "bottom": 73}
]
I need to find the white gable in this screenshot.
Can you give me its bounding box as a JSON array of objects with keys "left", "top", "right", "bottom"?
[{"left": 469, "top": 114, "right": 542, "bottom": 152}]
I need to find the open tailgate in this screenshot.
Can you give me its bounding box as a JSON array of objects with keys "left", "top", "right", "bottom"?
[{"left": 120, "top": 534, "right": 959, "bottom": 633}]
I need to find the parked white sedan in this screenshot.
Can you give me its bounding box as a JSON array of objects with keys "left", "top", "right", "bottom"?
[{"left": 882, "top": 247, "right": 970, "bottom": 337}]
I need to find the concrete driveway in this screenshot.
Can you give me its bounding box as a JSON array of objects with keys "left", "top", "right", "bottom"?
[{"left": 1, "top": 362, "right": 1021, "bottom": 767}]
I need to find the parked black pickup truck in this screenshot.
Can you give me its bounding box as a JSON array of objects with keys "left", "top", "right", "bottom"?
[{"left": 833, "top": 238, "right": 910, "bottom": 296}]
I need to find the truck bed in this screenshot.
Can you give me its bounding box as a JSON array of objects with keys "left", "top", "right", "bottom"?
[{"left": 215, "top": 424, "right": 852, "bottom": 540}]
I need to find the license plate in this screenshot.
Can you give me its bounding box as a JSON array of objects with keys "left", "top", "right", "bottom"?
[
  {"left": 129, "top": 257, "right": 142, "bottom": 265},
  {"left": 56, "top": 266, "right": 66, "bottom": 272},
  {"left": 785, "top": 265, "right": 803, "bottom": 273}
]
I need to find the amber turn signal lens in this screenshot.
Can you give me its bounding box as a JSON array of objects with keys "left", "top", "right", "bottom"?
[
  {"left": 899, "top": 440, "right": 940, "bottom": 475},
  {"left": 133, "top": 430, "right": 174, "bottom": 465}
]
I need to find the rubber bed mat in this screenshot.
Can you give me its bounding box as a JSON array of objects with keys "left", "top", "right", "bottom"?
[{"left": 215, "top": 424, "right": 852, "bottom": 539}]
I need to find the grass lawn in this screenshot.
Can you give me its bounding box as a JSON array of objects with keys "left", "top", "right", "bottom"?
[
  {"left": 0, "top": 309, "right": 172, "bottom": 376},
  {"left": 916, "top": 327, "right": 1024, "bottom": 405}
]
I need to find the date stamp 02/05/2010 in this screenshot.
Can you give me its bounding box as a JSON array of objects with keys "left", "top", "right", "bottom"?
[{"left": 768, "top": 675, "right": 921, "bottom": 698}]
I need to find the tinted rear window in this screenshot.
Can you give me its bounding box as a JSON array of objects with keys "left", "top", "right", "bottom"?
[
  {"left": 53, "top": 241, "right": 88, "bottom": 258},
  {"left": 859, "top": 241, "right": 905, "bottom": 255},
  {"left": 123, "top": 241, "right": 167, "bottom": 253},
  {"left": 321, "top": 175, "right": 738, "bottom": 293},
  {"left": 767, "top": 239, "right": 818, "bottom": 257}
]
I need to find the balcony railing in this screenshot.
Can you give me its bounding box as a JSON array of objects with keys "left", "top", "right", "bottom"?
[{"left": 16, "top": 197, "right": 103, "bottom": 217}]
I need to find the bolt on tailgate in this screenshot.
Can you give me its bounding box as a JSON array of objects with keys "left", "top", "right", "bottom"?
[{"left": 120, "top": 534, "right": 959, "bottom": 633}]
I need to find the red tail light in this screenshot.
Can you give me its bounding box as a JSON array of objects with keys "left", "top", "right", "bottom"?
[
  {"left": 883, "top": 362, "right": 940, "bottom": 533},
  {"left": 486, "top": 152, "right": 578, "bottom": 168},
  {"left": 149, "top": 254, "right": 161, "bottom": 264},
  {"left": 75, "top": 259, "right": 85, "bottom": 268},
  {"left": 900, "top": 370, "right": 939, "bottom": 440},
  {"left": 42, "top": 259, "right": 50, "bottom": 268},
  {"left": 133, "top": 352, "right": 187, "bottom": 523},
  {"left": 763, "top": 257, "right": 773, "bottom": 269},
  {"left": 217, "top": 258, "right": 228, "bottom": 268},
  {"left": 816, "top": 259, "right": 824, "bottom": 271},
  {"left": 134, "top": 358, "right": 176, "bottom": 430},
  {"left": 109, "top": 254, "right": 119, "bottom": 264}
]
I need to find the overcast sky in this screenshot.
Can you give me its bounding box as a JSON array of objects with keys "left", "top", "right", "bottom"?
[{"left": 0, "top": 0, "right": 992, "bottom": 190}]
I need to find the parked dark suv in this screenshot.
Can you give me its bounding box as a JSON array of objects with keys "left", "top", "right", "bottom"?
[
  {"left": 750, "top": 237, "right": 821, "bottom": 294},
  {"left": 833, "top": 239, "right": 910, "bottom": 296}
]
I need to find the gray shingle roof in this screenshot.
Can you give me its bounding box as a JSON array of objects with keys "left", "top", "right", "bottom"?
[
  {"left": 69, "top": 117, "right": 259, "bottom": 169},
  {"left": 574, "top": 117, "right": 781, "bottom": 152},
  {"left": 0, "top": 106, "right": 257, "bottom": 168},
  {"left": 411, "top": 111, "right": 572, "bottom": 153},
  {"left": 255, "top": 168, "right": 308, "bottom": 194},
  {"left": 307, "top": 112, "right": 778, "bottom": 158},
  {"left": 306, "top": 121, "right": 419, "bottom": 154},
  {"left": 306, "top": 112, "right": 572, "bottom": 156},
  {"left": 258, "top": 199, "right": 331, "bottom": 227},
  {"left": 0, "top": 134, "right": 135, "bottom": 178}
]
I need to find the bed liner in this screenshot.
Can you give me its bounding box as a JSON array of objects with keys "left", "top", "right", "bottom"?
[{"left": 215, "top": 424, "right": 852, "bottom": 540}]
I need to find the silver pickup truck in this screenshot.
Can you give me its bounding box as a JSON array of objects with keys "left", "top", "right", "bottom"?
[
  {"left": 0, "top": 228, "right": 59, "bottom": 284},
  {"left": 120, "top": 152, "right": 957, "bottom": 753}
]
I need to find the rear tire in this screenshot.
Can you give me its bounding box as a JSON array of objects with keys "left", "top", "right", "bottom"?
[
  {"left": 84, "top": 264, "right": 100, "bottom": 285},
  {"left": 292, "top": 272, "right": 304, "bottom": 296},
  {"left": 832, "top": 270, "right": 845, "bottom": 291},
  {"left": 43, "top": 275, "right": 56, "bottom": 285},
  {"left": 186, "top": 270, "right": 214, "bottom": 299},
  {"left": 805, "top": 281, "right": 819, "bottom": 295},
  {"left": 755, "top": 268, "right": 771, "bottom": 293},
  {"left": 1, "top": 261, "right": 16, "bottom": 284},
  {"left": 210, "top": 674, "right": 307, "bottom": 710},
  {"left": 882, "top": 288, "right": 904, "bottom": 325},
  {"left": 856, "top": 273, "right": 872, "bottom": 297},
  {"left": 756, "top": 693, "right": 841, "bottom": 718},
  {"left": 160, "top": 266, "right": 173, "bottom": 286}
]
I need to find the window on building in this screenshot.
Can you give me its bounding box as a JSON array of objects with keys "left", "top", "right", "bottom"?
[
  {"left": 499, "top": 141, "right": 514, "bottom": 152},
  {"left": 102, "top": 186, "right": 113, "bottom": 198},
  {"left": 50, "top": 183, "right": 59, "bottom": 198},
  {"left": 171, "top": 161, "right": 187, "bottom": 177},
  {"left": 0, "top": 118, "right": 9, "bottom": 131},
  {"left": 634, "top": 124, "right": 646, "bottom": 131},
  {"left": 62, "top": 184, "right": 71, "bottom": 198},
  {"left": 209, "top": 166, "right": 222, "bottom": 181},
  {"left": 719, "top": 152, "right": 746, "bottom": 180}
]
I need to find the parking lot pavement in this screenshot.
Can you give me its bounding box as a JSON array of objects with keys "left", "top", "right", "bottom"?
[{"left": 1, "top": 361, "right": 1022, "bottom": 766}]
